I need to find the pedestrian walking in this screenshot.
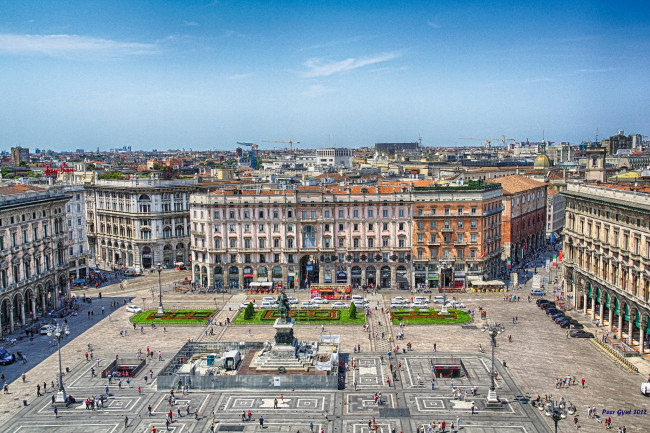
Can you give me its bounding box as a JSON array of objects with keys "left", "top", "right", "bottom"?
[
  {"left": 259, "top": 416, "right": 264, "bottom": 427},
  {"left": 124, "top": 416, "right": 129, "bottom": 428},
  {"left": 54, "top": 407, "right": 58, "bottom": 418}
]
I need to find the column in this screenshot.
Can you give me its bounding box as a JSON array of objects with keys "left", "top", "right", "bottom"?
[
  {"left": 361, "top": 268, "right": 367, "bottom": 287},
  {"left": 628, "top": 312, "right": 634, "bottom": 346},
  {"left": 238, "top": 268, "right": 244, "bottom": 290},
  {"left": 618, "top": 313, "right": 623, "bottom": 339},
  {"left": 590, "top": 294, "right": 596, "bottom": 320},
  {"left": 346, "top": 266, "right": 351, "bottom": 286},
  {"left": 640, "top": 322, "right": 646, "bottom": 355},
  {"left": 391, "top": 266, "right": 397, "bottom": 289},
  {"left": 583, "top": 293, "right": 587, "bottom": 314},
  {"left": 9, "top": 307, "right": 14, "bottom": 333},
  {"left": 599, "top": 302, "right": 604, "bottom": 324},
  {"left": 20, "top": 300, "right": 25, "bottom": 326},
  {"left": 207, "top": 266, "right": 213, "bottom": 289},
  {"left": 608, "top": 308, "right": 613, "bottom": 331},
  {"left": 31, "top": 297, "right": 36, "bottom": 322},
  {"left": 318, "top": 269, "right": 324, "bottom": 284}
]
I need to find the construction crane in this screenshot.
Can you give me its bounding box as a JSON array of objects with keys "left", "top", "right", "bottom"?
[
  {"left": 236, "top": 142, "right": 259, "bottom": 169},
  {"left": 262, "top": 139, "right": 300, "bottom": 156}
]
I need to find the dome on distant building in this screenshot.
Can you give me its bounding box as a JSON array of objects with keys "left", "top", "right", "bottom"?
[{"left": 534, "top": 154, "right": 551, "bottom": 169}]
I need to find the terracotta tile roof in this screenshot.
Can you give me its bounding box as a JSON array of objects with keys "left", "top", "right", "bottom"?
[
  {"left": 493, "top": 175, "right": 546, "bottom": 194},
  {"left": 0, "top": 184, "right": 44, "bottom": 196}
]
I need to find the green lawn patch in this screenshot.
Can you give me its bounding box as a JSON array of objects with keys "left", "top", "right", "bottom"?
[
  {"left": 130, "top": 309, "right": 216, "bottom": 326},
  {"left": 391, "top": 308, "right": 471, "bottom": 325},
  {"left": 233, "top": 308, "right": 366, "bottom": 325}
]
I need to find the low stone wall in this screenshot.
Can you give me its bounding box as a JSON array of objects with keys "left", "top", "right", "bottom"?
[{"left": 157, "top": 371, "right": 338, "bottom": 391}]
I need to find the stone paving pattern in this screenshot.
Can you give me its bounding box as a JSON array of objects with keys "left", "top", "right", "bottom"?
[{"left": 0, "top": 261, "right": 649, "bottom": 433}]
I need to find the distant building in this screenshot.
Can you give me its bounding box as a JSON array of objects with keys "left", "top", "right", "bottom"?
[
  {"left": 375, "top": 142, "right": 419, "bottom": 156},
  {"left": 10, "top": 147, "right": 29, "bottom": 165},
  {"left": 546, "top": 189, "right": 565, "bottom": 242},
  {"left": 601, "top": 131, "right": 633, "bottom": 156},
  {"left": 315, "top": 148, "right": 353, "bottom": 168}
]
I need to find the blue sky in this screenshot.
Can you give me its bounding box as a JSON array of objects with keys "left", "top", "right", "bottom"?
[{"left": 1, "top": 0, "right": 649, "bottom": 151}]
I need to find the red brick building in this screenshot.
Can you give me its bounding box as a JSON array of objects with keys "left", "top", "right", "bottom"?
[{"left": 493, "top": 175, "right": 547, "bottom": 266}]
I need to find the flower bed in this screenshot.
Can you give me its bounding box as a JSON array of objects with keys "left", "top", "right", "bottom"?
[
  {"left": 391, "top": 309, "right": 471, "bottom": 325},
  {"left": 233, "top": 309, "right": 364, "bottom": 325},
  {"left": 130, "top": 309, "right": 217, "bottom": 326},
  {"left": 261, "top": 309, "right": 340, "bottom": 321}
]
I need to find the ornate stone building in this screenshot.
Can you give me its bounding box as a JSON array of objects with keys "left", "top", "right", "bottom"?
[
  {"left": 411, "top": 182, "right": 503, "bottom": 288},
  {"left": 0, "top": 184, "right": 70, "bottom": 334},
  {"left": 84, "top": 174, "right": 199, "bottom": 270},
  {"left": 189, "top": 183, "right": 414, "bottom": 290},
  {"left": 562, "top": 181, "right": 650, "bottom": 355}
]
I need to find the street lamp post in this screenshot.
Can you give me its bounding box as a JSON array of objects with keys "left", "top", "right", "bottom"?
[
  {"left": 47, "top": 323, "right": 70, "bottom": 404},
  {"left": 544, "top": 398, "right": 569, "bottom": 433},
  {"left": 155, "top": 263, "right": 164, "bottom": 315},
  {"left": 481, "top": 321, "right": 505, "bottom": 404}
]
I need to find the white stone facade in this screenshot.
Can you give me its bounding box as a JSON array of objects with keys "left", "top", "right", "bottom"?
[
  {"left": 0, "top": 185, "right": 70, "bottom": 334},
  {"left": 84, "top": 175, "right": 198, "bottom": 270}
]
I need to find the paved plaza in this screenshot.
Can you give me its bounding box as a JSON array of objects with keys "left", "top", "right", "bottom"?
[{"left": 0, "top": 263, "right": 649, "bottom": 433}]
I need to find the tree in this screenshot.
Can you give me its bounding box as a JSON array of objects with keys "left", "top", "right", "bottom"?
[
  {"left": 244, "top": 302, "right": 255, "bottom": 320},
  {"left": 348, "top": 302, "right": 357, "bottom": 320}
]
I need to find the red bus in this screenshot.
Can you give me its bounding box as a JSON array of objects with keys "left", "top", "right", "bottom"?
[{"left": 310, "top": 284, "right": 351, "bottom": 300}]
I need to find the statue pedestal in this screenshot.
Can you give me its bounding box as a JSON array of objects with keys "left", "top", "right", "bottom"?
[{"left": 273, "top": 318, "right": 296, "bottom": 350}]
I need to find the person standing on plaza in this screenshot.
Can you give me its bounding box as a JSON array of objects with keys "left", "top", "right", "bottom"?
[{"left": 259, "top": 416, "right": 264, "bottom": 427}]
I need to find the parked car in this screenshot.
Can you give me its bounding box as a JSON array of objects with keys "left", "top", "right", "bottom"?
[
  {"left": 331, "top": 302, "right": 348, "bottom": 309},
  {"left": 569, "top": 330, "right": 594, "bottom": 338},
  {"left": 550, "top": 312, "right": 565, "bottom": 319},
  {"left": 287, "top": 297, "right": 299, "bottom": 304},
  {"left": 392, "top": 296, "right": 408, "bottom": 304},
  {"left": 300, "top": 301, "right": 316, "bottom": 309},
  {"left": 536, "top": 298, "right": 549, "bottom": 306},
  {"left": 40, "top": 324, "right": 57, "bottom": 335},
  {"left": 410, "top": 301, "right": 428, "bottom": 309},
  {"left": 414, "top": 296, "right": 429, "bottom": 304},
  {"left": 351, "top": 295, "right": 368, "bottom": 304},
  {"left": 445, "top": 301, "right": 466, "bottom": 309},
  {"left": 0, "top": 349, "right": 15, "bottom": 365},
  {"left": 124, "top": 268, "right": 142, "bottom": 277},
  {"left": 125, "top": 305, "right": 143, "bottom": 313},
  {"left": 260, "top": 301, "right": 277, "bottom": 308},
  {"left": 352, "top": 300, "right": 368, "bottom": 309},
  {"left": 530, "top": 289, "right": 546, "bottom": 296},
  {"left": 433, "top": 296, "right": 446, "bottom": 304},
  {"left": 545, "top": 307, "right": 561, "bottom": 315},
  {"left": 239, "top": 302, "right": 258, "bottom": 309},
  {"left": 312, "top": 297, "right": 329, "bottom": 304},
  {"left": 559, "top": 320, "right": 583, "bottom": 329},
  {"left": 554, "top": 315, "right": 569, "bottom": 324}
]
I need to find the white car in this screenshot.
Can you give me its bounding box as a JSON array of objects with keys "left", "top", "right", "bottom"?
[
  {"left": 331, "top": 302, "right": 348, "bottom": 309},
  {"left": 126, "top": 305, "right": 143, "bottom": 313},
  {"left": 40, "top": 324, "right": 56, "bottom": 335},
  {"left": 351, "top": 295, "right": 369, "bottom": 304},
  {"left": 312, "top": 297, "right": 329, "bottom": 304},
  {"left": 433, "top": 296, "right": 446, "bottom": 304},
  {"left": 239, "top": 302, "right": 258, "bottom": 309},
  {"left": 392, "top": 296, "right": 408, "bottom": 304},
  {"left": 410, "top": 301, "right": 428, "bottom": 309},
  {"left": 352, "top": 300, "right": 368, "bottom": 309},
  {"left": 287, "top": 297, "right": 299, "bottom": 304},
  {"left": 300, "top": 301, "right": 316, "bottom": 309},
  {"left": 445, "top": 301, "right": 465, "bottom": 309},
  {"left": 414, "top": 297, "right": 429, "bottom": 304}
]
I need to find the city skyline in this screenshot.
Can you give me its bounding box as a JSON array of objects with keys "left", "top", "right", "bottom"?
[{"left": 1, "top": 0, "right": 649, "bottom": 151}]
